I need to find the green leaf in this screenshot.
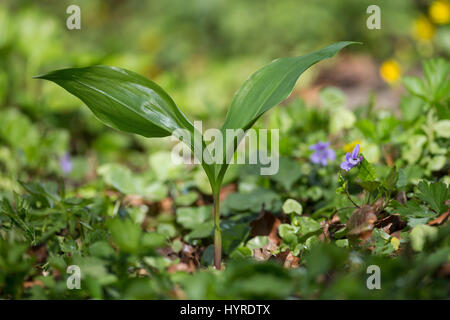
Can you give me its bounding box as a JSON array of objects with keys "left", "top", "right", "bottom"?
[
  {"left": 171, "top": 239, "right": 183, "bottom": 253},
  {"left": 221, "top": 221, "right": 250, "bottom": 254},
  {"left": 35, "top": 66, "right": 192, "bottom": 138},
  {"left": 358, "top": 181, "right": 381, "bottom": 192},
  {"left": 391, "top": 199, "right": 437, "bottom": 226},
  {"left": 176, "top": 206, "right": 212, "bottom": 229},
  {"left": 201, "top": 245, "right": 215, "bottom": 265},
  {"left": 156, "top": 223, "right": 177, "bottom": 239},
  {"left": 184, "top": 221, "right": 214, "bottom": 241},
  {"left": 335, "top": 239, "right": 349, "bottom": 248},
  {"left": 175, "top": 191, "right": 198, "bottom": 206},
  {"left": 270, "top": 157, "right": 302, "bottom": 190},
  {"left": 282, "top": 199, "right": 303, "bottom": 215},
  {"left": 371, "top": 229, "right": 396, "bottom": 256},
  {"left": 403, "top": 76, "right": 427, "bottom": 100},
  {"left": 88, "top": 241, "right": 115, "bottom": 258},
  {"left": 72, "top": 256, "right": 117, "bottom": 287},
  {"left": 400, "top": 95, "right": 425, "bottom": 122},
  {"left": 0, "top": 109, "right": 40, "bottom": 151},
  {"left": 19, "top": 181, "right": 59, "bottom": 208},
  {"left": 222, "top": 42, "right": 355, "bottom": 132},
  {"left": 319, "top": 87, "right": 347, "bottom": 109},
  {"left": 417, "top": 180, "right": 449, "bottom": 213},
  {"left": 221, "top": 188, "right": 281, "bottom": 215},
  {"left": 356, "top": 119, "right": 377, "bottom": 141},
  {"left": 402, "top": 165, "right": 425, "bottom": 184},
  {"left": 35, "top": 66, "right": 215, "bottom": 184},
  {"left": 423, "top": 58, "right": 450, "bottom": 103},
  {"left": 433, "top": 120, "right": 450, "bottom": 138},
  {"left": 427, "top": 155, "right": 446, "bottom": 172},
  {"left": 229, "top": 246, "right": 253, "bottom": 260},
  {"left": 98, "top": 163, "right": 136, "bottom": 194},
  {"left": 149, "top": 151, "right": 184, "bottom": 181},
  {"left": 376, "top": 116, "right": 398, "bottom": 142},
  {"left": 218, "top": 42, "right": 357, "bottom": 177},
  {"left": 403, "top": 134, "right": 427, "bottom": 165},
  {"left": 141, "top": 232, "right": 167, "bottom": 250},
  {"left": 0, "top": 197, "right": 35, "bottom": 244},
  {"left": 107, "top": 218, "right": 141, "bottom": 254},
  {"left": 329, "top": 107, "right": 356, "bottom": 134},
  {"left": 278, "top": 224, "right": 298, "bottom": 244},
  {"left": 396, "top": 168, "right": 407, "bottom": 188},
  {"left": 357, "top": 157, "right": 376, "bottom": 182},
  {"left": 194, "top": 170, "right": 214, "bottom": 195},
  {"left": 246, "top": 236, "right": 269, "bottom": 250},
  {"left": 305, "top": 235, "right": 320, "bottom": 249},
  {"left": 98, "top": 163, "right": 168, "bottom": 201},
  {"left": 383, "top": 167, "right": 398, "bottom": 190},
  {"left": 407, "top": 217, "right": 430, "bottom": 228},
  {"left": 144, "top": 256, "right": 173, "bottom": 272}
]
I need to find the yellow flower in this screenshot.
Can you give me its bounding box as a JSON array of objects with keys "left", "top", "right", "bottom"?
[
  {"left": 412, "top": 16, "right": 436, "bottom": 41},
  {"left": 390, "top": 237, "right": 400, "bottom": 251},
  {"left": 379, "top": 59, "right": 401, "bottom": 83},
  {"left": 343, "top": 140, "right": 362, "bottom": 153},
  {"left": 429, "top": 0, "right": 450, "bottom": 24}
]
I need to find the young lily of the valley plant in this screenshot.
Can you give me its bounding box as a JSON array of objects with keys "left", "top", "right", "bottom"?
[{"left": 36, "top": 41, "right": 356, "bottom": 269}]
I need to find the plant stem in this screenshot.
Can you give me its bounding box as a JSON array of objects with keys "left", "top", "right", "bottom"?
[
  {"left": 345, "top": 188, "right": 360, "bottom": 208},
  {"left": 212, "top": 190, "right": 222, "bottom": 270}
]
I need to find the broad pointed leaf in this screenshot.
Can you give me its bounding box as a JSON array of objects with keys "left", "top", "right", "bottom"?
[
  {"left": 221, "top": 42, "right": 356, "bottom": 132},
  {"left": 217, "top": 42, "right": 357, "bottom": 179},
  {"left": 35, "top": 66, "right": 215, "bottom": 181}
]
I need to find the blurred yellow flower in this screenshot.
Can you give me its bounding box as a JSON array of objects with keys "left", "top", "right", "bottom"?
[
  {"left": 343, "top": 140, "right": 362, "bottom": 153},
  {"left": 412, "top": 16, "right": 435, "bottom": 41},
  {"left": 429, "top": 0, "right": 450, "bottom": 24},
  {"left": 391, "top": 237, "right": 400, "bottom": 251},
  {"left": 379, "top": 59, "right": 401, "bottom": 83}
]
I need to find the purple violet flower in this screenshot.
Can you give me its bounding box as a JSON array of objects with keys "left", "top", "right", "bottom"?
[
  {"left": 60, "top": 153, "right": 73, "bottom": 174},
  {"left": 340, "top": 144, "right": 363, "bottom": 171},
  {"left": 309, "top": 142, "right": 336, "bottom": 166}
]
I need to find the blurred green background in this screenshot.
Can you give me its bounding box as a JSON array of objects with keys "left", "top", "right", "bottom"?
[
  {"left": 0, "top": 0, "right": 449, "bottom": 189},
  {"left": 0, "top": 0, "right": 449, "bottom": 300}
]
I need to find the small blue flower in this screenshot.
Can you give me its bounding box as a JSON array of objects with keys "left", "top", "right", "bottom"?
[
  {"left": 60, "top": 153, "right": 73, "bottom": 174},
  {"left": 309, "top": 142, "right": 336, "bottom": 166},
  {"left": 340, "top": 144, "right": 363, "bottom": 171}
]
